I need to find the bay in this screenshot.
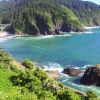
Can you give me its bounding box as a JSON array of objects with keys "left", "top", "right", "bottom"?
[{"left": 0, "top": 27, "right": 100, "bottom": 95}]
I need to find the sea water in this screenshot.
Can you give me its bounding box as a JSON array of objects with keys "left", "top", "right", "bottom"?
[{"left": 0, "top": 27, "right": 100, "bottom": 95}]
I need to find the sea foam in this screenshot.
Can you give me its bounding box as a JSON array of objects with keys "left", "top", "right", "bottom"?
[
  {"left": 42, "top": 62, "right": 63, "bottom": 73},
  {"left": 0, "top": 35, "right": 15, "bottom": 42}
]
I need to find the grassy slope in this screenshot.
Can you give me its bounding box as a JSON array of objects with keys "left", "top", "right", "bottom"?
[
  {"left": 0, "top": 49, "right": 80, "bottom": 100},
  {"left": 0, "top": 69, "right": 18, "bottom": 99},
  {"left": 0, "top": 49, "right": 100, "bottom": 100},
  {"left": 0, "top": 69, "right": 38, "bottom": 100}
]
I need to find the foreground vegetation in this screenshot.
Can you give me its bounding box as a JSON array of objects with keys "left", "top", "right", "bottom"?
[{"left": 0, "top": 49, "right": 99, "bottom": 100}]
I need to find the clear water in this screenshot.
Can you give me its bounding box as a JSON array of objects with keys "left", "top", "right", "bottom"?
[{"left": 0, "top": 27, "right": 100, "bottom": 95}]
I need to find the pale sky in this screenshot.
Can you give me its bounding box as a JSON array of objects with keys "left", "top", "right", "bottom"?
[{"left": 83, "top": 0, "right": 100, "bottom": 5}]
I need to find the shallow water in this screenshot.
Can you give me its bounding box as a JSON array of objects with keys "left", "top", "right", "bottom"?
[{"left": 0, "top": 27, "right": 100, "bottom": 95}]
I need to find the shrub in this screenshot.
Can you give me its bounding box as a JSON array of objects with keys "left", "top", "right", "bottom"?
[
  {"left": 7, "top": 90, "right": 37, "bottom": 100},
  {"left": 57, "top": 89, "right": 81, "bottom": 100},
  {"left": 38, "top": 90, "right": 56, "bottom": 100},
  {"left": 0, "top": 50, "right": 12, "bottom": 64},
  {"left": 86, "top": 91, "right": 98, "bottom": 100},
  {"left": 10, "top": 70, "right": 42, "bottom": 92},
  {"left": 34, "top": 67, "right": 48, "bottom": 81},
  {"left": 22, "top": 59, "right": 36, "bottom": 69}
]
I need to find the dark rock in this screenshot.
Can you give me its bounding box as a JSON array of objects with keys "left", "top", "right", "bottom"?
[
  {"left": 80, "top": 64, "right": 100, "bottom": 86},
  {"left": 60, "top": 21, "right": 84, "bottom": 33},
  {"left": 63, "top": 67, "right": 82, "bottom": 76}
]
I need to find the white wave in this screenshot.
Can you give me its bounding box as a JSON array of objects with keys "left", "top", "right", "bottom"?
[
  {"left": 34, "top": 34, "right": 72, "bottom": 40},
  {"left": 0, "top": 35, "right": 15, "bottom": 42},
  {"left": 59, "top": 31, "right": 93, "bottom": 35},
  {"left": 84, "top": 31, "right": 93, "bottom": 34},
  {"left": 67, "top": 82, "right": 97, "bottom": 89},
  {"left": 65, "top": 65, "right": 80, "bottom": 70},
  {"left": 58, "top": 34, "right": 72, "bottom": 37},
  {"left": 34, "top": 35, "right": 55, "bottom": 39},
  {"left": 68, "top": 82, "right": 85, "bottom": 88},
  {"left": 69, "top": 31, "right": 94, "bottom": 35},
  {"left": 82, "top": 64, "right": 93, "bottom": 69},
  {"left": 13, "top": 34, "right": 72, "bottom": 40},
  {"left": 60, "top": 73, "right": 72, "bottom": 79},
  {"left": 42, "top": 62, "right": 63, "bottom": 73},
  {"left": 62, "top": 79, "right": 69, "bottom": 82},
  {"left": 84, "top": 26, "right": 100, "bottom": 29}
]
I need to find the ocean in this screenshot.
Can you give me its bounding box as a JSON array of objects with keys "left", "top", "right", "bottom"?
[{"left": 0, "top": 27, "right": 100, "bottom": 95}]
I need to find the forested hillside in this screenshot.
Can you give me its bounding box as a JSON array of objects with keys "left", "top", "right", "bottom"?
[
  {"left": 0, "top": 0, "right": 100, "bottom": 35},
  {"left": 59, "top": 0, "right": 100, "bottom": 26},
  {"left": 0, "top": 0, "right": 84, "bottom": 35}
]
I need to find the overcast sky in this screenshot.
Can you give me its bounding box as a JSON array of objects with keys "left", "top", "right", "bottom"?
[{"left": 83, "top": 0, "right": 100, "bottom": 5}]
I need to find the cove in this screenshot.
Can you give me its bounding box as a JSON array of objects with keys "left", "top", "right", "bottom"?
[
  {"left": 0, "top": 27, "right": 100, "bottom": 95},
  {"left": 0, "top": 27, "right": 100, "bottom": 66}
]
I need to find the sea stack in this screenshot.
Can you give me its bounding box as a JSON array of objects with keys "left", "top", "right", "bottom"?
[{"left": 80, "top": 64, "right": 100, "bottom": 86}]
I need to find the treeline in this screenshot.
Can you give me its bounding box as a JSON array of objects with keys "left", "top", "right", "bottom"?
[{"left": 61, "top": 0, "right": 100, "bottom": 26}]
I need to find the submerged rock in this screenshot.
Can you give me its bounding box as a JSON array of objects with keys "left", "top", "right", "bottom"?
[
  {"left": 80, "top": 64, "right": 100, "bottom": 86},
  {"left": 63, "top": 67, "right": 82, "bottom": 76}
]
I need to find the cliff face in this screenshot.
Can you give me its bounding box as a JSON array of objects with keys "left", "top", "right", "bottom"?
[
  {"left": 0, "top": 0, "right": 84, "bottom": 35},
  {"left": 0, "top": 0, "right": 100, "bottom": 35},
  {"left": 59, "top": 0, "right": 100, "bottom": 26}
]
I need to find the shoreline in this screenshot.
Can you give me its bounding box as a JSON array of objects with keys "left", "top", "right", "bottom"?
[
  {"left": 0, "top": 31, "right": 72, "bottom": 41},
  {"left": 0, "top": 29, "right": 100, "bottom": 97},
  {"left": 0, "top": 25, "right": 99, "bottom": 38},
  {"left": 46, "top": 69, "right": 87, "bottom": 96},
  {"left": 84, "top": 26, "right": 100, "bottom": 29},
  {"left": 0, "top": 31, "right": 12, "bottom": 38}
]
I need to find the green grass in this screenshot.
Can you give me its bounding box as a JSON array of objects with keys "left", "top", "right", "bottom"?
[
  {"left": 0, "top": 69, "right": 37, "bottom": 100},
  {"left": 0, "top": 69, "right": 18, "bottom": 99},
  {"left": 0, "top": 49, "right": 99, "bottom": 100}
]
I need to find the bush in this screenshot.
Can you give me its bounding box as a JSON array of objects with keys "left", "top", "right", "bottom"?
[
  {"left": 57, "top": 89, "right": 81, "bottom": 100},
  {"left": 22, "top": 59, "right": 36, "bottom": 69},
  {"left": 38, "top": 90, "right": 56, "bottom": 100},
  {"left": 86, "top": 91, "right": 98, "bottom": 100},
  {"left": 10, "top": 70, "right": 42, "bottom": 92},
  {"left": 7, "top": 90, "right": 37, "bottom": 100},
  {"left": 0, "top": 50, "right": 12, "bottom": 64},
  {"left": 34, "top": 67, "right": 48, "bottom": 81}
]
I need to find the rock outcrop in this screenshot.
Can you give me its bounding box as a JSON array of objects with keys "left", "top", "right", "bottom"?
[
  {"left": 63, "top": 67, "right": 82, "bottom": 76},
  {"left": 46, "top": 71, "right": 60, "bottom": 80},
  {"left": 80, "top": 64, "right": 100, "bottom": 86}
]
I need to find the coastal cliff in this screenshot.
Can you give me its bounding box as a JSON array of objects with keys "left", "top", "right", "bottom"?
[
  {"left": 0, "top": 0, "right": 84, "bottom": 35},
  {"left": 0, "top": 0, "right": 100, "bottom": 35}
]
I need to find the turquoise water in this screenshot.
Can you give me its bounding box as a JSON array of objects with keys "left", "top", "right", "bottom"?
[{"left": 0, "top": 27, "right": 100, "bottom": 95}]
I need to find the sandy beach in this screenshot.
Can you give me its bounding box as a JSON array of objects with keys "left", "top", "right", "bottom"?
[{"left": 0, "top": 31, "right": 11, "bottom": 38}]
